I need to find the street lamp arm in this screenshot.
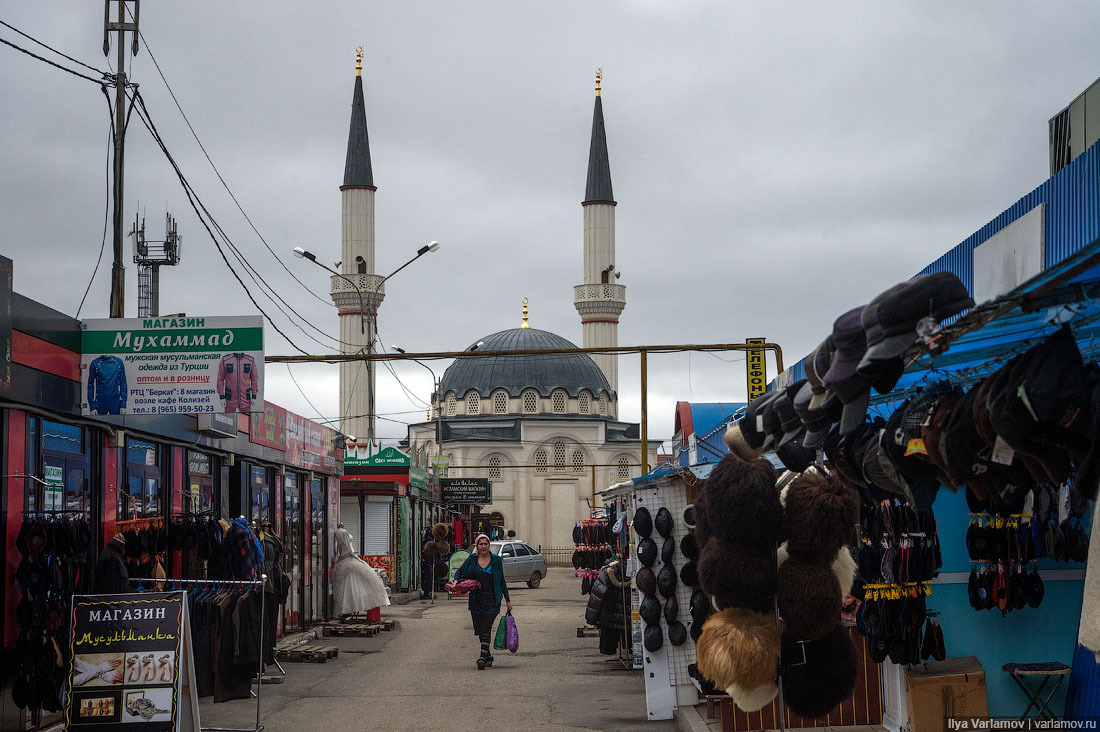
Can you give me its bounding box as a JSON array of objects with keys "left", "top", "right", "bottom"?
[
  {"left": 293, "top": 247, "right": 366, "bottom": 334},
  {"left": 378, "top": 241, "right": 440, "bottom": 288}
]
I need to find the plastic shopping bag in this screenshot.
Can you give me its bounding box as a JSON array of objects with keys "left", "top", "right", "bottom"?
[
  {"left": 493, "top": 612, "right": 508, "bottom": 651},
  {"left": 505, "top": 611, "right": 519, "bottom": 654}
]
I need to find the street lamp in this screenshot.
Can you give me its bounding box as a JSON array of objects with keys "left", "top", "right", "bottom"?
[
  {"left": 293, "top": 246, "right": 366, "bottom": 334},
  {"left": 391, "top": 345, "right": 443, "bottom": 465}
]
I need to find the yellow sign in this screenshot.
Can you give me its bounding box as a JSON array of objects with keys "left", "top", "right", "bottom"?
[{"left": 745, "top": 338, "right": 767, "bottom": 401}]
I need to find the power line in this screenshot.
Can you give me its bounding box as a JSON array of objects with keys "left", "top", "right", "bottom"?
[
  {"left": 0, "top": 23, "right": 107, "bottom": 84},
  {"left": 0, "top": 18, "right": 104, "bottom": 74}
]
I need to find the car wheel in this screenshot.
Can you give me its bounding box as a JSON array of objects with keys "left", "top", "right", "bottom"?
[{"left": 527, "top": 571, "right": 542, "bottom": 589}]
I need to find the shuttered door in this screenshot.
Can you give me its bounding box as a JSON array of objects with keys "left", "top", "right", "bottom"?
[
  {"left": 363, "top": 498, "right": 392, "bottom": 555},
  {"left": 340, "top": 495, "right": 362, "bottom": 554}
]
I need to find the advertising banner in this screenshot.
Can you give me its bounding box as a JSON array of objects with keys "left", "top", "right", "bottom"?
[
  {"left": 285, "top": 413, "right": 337, "bottom": 471},
  {"left": 250, "top": 402, "right": 287, "bottom": 451},
  {"left": 80, "top": 316, "right": 263, "bottom": 417},
  {"left": 745, "top": 337, "right": 767, "bottom": 401},
  {"left": 65, "top": 592, "right": 199, "bottom": 732},
  {"left": 441, "top": 478, "right": 492, "bottom": 505}
]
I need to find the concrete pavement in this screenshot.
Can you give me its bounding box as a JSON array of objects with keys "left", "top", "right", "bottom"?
[{"left": 198, "top": 571, "right": 678, "bottom": 732}]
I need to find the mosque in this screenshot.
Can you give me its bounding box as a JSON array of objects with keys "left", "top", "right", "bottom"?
[{"left": 335, "top": 55, "right": 658, "bottom": 550}]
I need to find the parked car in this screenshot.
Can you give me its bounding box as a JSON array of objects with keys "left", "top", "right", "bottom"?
[{"left": 490, "top": 540, "right": 547, "bottom": 588}]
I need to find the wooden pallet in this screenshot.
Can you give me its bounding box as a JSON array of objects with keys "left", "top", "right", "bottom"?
[
  {"left": 276, "top": 644, "right": 339, "bottom": 663},
  {"left": 323, "top": 624, "right": 378, "bottom": 638},
  {"left": 577, "top": 625, "right": 599, "bottom": 638}
]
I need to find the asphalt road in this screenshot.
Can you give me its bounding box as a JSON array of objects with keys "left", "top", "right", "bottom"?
[{"left": 198, "top": 570, "right": 677, "bottom": 732}]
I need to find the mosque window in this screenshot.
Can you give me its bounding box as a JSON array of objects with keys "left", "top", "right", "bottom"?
[
  {"left": 493, "top": 390, "right": 508, "bottom": 414},
  {"left": 446, "top": 393, "right": 457, "bottom": 417},
  {"left": 599, "top": 393, "right": 608, "bottom": 416},
  {"left": 616, "top": 455, "right": 631, "bottom": 481},
  {"left": 523, "top": 390, "right": 538, "bottom": 414},
  {"left": 535, "top": 449, "right": 548, "bottom": 473},
  {"left": 467, "top": 391, "right": 480, "bottom": 415},
  {"left": 572, "top": 449, "right": 584, "bottom": 473},
  {"left": 578, "top": 391, "right": 590, "bottom": 414},
  {"left": 553, "top": 440, "right": 567, "bottom": 471},
  {"left": 552, "top": 390, "right": 567, "bottom": 414},
  {"left": 487, "top": 455, "right": 502, "bottom": 480}
]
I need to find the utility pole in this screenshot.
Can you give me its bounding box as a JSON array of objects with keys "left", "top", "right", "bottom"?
[{"left": 104, "top": 0, "right": 140, "bottom": 318}]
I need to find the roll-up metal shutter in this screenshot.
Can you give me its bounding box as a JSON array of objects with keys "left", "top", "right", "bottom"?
[
  {"left": 340, "top": 495, "right": 362, "bottom": 554},
  {"left": 363, "top": 497, "right": 392, "bottom": 555}
]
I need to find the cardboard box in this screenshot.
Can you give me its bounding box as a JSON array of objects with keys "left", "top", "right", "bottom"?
[{"left": 905, "top": 656, "right": 989, "bottom": 732}]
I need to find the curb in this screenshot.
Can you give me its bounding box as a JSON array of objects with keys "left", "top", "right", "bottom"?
[{"left": 675, "top": 705, "right": 713, "bottom": 732}]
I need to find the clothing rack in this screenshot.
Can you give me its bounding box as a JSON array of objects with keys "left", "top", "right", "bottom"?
[{"left": 129, "top": 575, "right": 268, "bottom": 732}]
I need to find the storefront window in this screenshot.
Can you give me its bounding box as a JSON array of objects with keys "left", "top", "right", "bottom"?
[
  {"left": 125, "top": 438, "right": 160, "bottom": 519},
  {"left": 187, "top": 451, "right": 214, "bottom": 514},
  {"left": 250, "top": 465, "right": 269, "bottom": 524},
  {"left": 26, "top": 419, "right": 90, "bottom": 514}
]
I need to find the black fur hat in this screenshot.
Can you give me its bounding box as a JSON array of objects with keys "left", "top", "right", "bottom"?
[
  {"left": 657, "top": 564, "right": 678, "bottom": 598},
  {"left": 777, "top": 559, "right": 842, "bottom": 642},
  {"left": 703, "top": 454, "right": 781, "bottom": 549},
  {"left": 662, "top": 536, "right": 675, "bottom": 564},
  {"left": 655, "top": 507, "right": 674, "bottom": 538},
  {"left": 640, "top": 595, "right": 662, "bottom": 625},
  {"left": 781, "top": 624, "right": 859, "bottom": 720},
  {"left": 636, "top": 566, "right": 657, "bottom": 597},
  {"left": 680, "top": 561, "right": 699, "bottom": 588},
  {"left": 638, "top": 537, "right": 658, "bottom": 567},
  {"left": 698, "top": 538, "right": 776, "bottom": 612},
  {"left": 693, "top": 491, "right": 712, "bottom": 547},
  {"left": 664, "top": 595, "right": 680, "bottom": 624},
  {"left": 783, "top": 472, "right": 860, "bottom": 564},
  {"left": 680, "top": 533, "right": 700, "bottom": 561},
  {"left": 633, "top": 507, "right": 653, "bottom": 537}
]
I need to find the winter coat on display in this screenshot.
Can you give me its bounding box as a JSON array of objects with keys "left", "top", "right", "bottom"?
[
  {"left": 94, "top": 536, "right": 129, "bottom": 594},
  {"left": 222, "top": 518, "right": 264, "bottom": 580},
  {"left": 217, "top": 353, "right": 258, "bottom": 413},
  {"left": 87, "top": 355, "right": 127, "bottom": 415},
  {"left": 584, "top": 562, "right": 628, "bottom": 631}
]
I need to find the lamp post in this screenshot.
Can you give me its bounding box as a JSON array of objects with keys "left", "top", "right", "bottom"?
[
  {"left": 293, "top": 247, "right": 366, "bottom": 334},
  {"left": 391, "top": 345, "right": 442, "bottom": 468}
]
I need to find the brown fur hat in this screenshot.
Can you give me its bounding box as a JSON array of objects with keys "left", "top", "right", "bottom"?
[
  {"left": 782, "top": 472, "right": 859, "bottom": 563},
  {"left": 727, "top": 681, "right": 779, "bottom": 713},
  {"left": 696, "top": 607, "right": 780, "bottom": 691},
  {"left": 698, "top": 538, "right": 777, "bottom": 613},
  {"left": 776, "top": 544, "right": 858, "bottom": 602},
  {"left": 777, "top": 558, "right": 841, "bottom": 642},
  {"left": 436, "top": 540, "right": 451, "bottom": 557},
  {"left": 693, "top": 492, "right": 711, "bottom": 548},
  {"left": 432, "top": 523, "right": 448, "bottom": 541},
  {"left": 422, "top": 540, "right": 438, "bottom": 558},
  {"left": 781, "top": 624, "right": 858, "bottom": 720},
  {"left": 704, "top": 454, "right": 782, "bottom": 549}
]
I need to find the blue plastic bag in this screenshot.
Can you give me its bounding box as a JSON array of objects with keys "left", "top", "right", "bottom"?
[{"left": 505, "top": 611, "right": 519, "bottom": 653}]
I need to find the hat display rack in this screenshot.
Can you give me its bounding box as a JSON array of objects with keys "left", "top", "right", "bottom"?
[{"left": 572, "top": 516, "right": 612, "bottom": 593}]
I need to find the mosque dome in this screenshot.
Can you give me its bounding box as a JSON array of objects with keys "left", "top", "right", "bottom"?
[{"left": 439, "top": 327, "right": 614, "bottom": 400}]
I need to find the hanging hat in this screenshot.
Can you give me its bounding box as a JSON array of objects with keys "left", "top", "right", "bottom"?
[
  {"left": 644, "top": 624, "right": 664, "bottom": 652},
  {"left": 689, "top": 617, "right": 705, "bottom": 643},
  {"left": 725, "top": 421, "right": 766, "bottom": 462},
  {"left": 703, "top": 454, "right": 782, "bottom": 550},
  {"left": 633, "top": 507, "right": 653, "bottom": 537},
  {"left": 640, "top": 595, "right": 662, "bottom": 625},
  {"left": 655, "top": 507, "right": 674, "bottom": 538},
  {"left": 680, "top": 561, "right": 699, "bottom": 588},
  {"left": 433, "top": 523, "right": 448, "bottom": 541},
  {"left": 657, "top": 564, "right": 678, "bottom": 599},
  {"left": 833, "top": 546, "right": 857, "bottom": 597},
  {"left": 693, "top": 490, "right": 711, "bottom": 547},
  {"left": 437, "top": 540, "right": 451, "bottom": 556},
  {"left": 637, "top": 537, "right": 658, "bottom": 567},
  {"left": 683, "top": 505, "right": 696, "bottom": 528},
  {"left": 782, "top": 472, "right": 859, "bottom": 564},
  {"left": 1026, "top": 569, "right": 1045, "bottom": 608},
  {"left": 668, "top": 620, "right": 688, "bottom": 646},
  {"left": 777, "top": 559, "right": 842, "bottom": 642},
  {"left": 664, "top": 595, "right": 680, "bottom": 624},
  {"left": 422, "top": 540, "right": 438, "bottom": 558},
  {"left": 661, "top": 536, "right": 676, "bottom": 565},
  {"left": 698, "top": 538, "right": 777, "bottom": 613},
  {"left": 781, "top": 624, "right": 859, "bottom": 720},
  {"left": 680, "top": 533, "right": 699, "bottom": 561},
  {"left": 739, "top": 391, "right": 784, "bottom": 450},
  {"left": 24, "top": 523, "right": 48, "bottom": 559},
  {"left": 690, "top": 590, "right": 711, "bottom": 622},
  {"left": 696, "top": 607, "right": 780, "bottom": 691},
  {"left": 636, "top": 566, "right": 657, "bottom": 597},
  {"left": 727, "top": 681, "right": 779, "bottom": 713}
]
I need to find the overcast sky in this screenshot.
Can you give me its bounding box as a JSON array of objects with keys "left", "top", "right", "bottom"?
[{"left": 2, "top": 2, "right": 1099, "bottom": 445}]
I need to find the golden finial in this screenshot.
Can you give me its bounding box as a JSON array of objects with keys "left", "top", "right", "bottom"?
[
  {"left": 521, "top": 298, "right": 531, "bottom": 328},
  {"left": 595, "top": 68, "right": 602, "bottom": 97},
  {"left": 356, "top": 47, "right": 363, "bottom": 77}
]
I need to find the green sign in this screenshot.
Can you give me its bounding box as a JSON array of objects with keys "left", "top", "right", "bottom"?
[
  {"left": 409, "top": 466, "right": 429, "bottom": 492},
  {"left": 345, "top": 445, "right": 411, "bottom": 468},
  {"left": 44, "top": 465, "right": 64, "bottom": 511}
]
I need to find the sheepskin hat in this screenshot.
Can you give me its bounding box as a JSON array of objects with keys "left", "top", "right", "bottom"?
[
  {"left": 703, "top": 454, "right": 782, "bottom": 549},
  {"left": 782, "top": 472, "right": 859, "bottom": 563},
  {"left": 432, "top": 523, "right": 448, "bottom": 541},
  {"left": 422, "top": 540, "right": 438, "bottom": 558},
  {"left": 727, "top": 681, "right": 779, "bottom": 713},
  {"left": 777, "top": 559, "right": 842, "bottom": 642},
  {"left": 776, "top": 543, "right": 857, "bottom": 599},
  {"left": 781, "top": 624, "right": 859, "bottom": 720},
  {"left": 698, "top": 538, "right": 777, "bottom": 613},
  {"left": 436, "top": 540, "right": 451, "bottom": 557},
  {"left": 696, "top": 608, "right": 780, "bottom": 691},
  {"left": 680, "top": 561, "right": 699, "bottom": 588},
  {"left": 680, "top": 533, "right": 700, "bottom": 561},
  {"left": 636, "top": 567, "right": 657, "bottom": 597},
  {"left": 693, "top": 492, "right": 712, "bottom": 547},
  {"left": 724, "top": 423, "right": 767, "bottom": 462}
]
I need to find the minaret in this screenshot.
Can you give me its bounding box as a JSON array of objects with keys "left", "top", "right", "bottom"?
[
  {"left": 334, "top": 48, "right": 382, "bottom": 443},
  {"left": 574, "top": 69, "right": 625, "bottom": 400}
]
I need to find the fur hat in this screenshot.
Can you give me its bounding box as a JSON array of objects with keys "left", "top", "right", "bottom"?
[
  {"left": 781, "top": 624, "right": 859, "bottom": 720},
  {"left": 777, "top": 543, "right": 857, "bottom": 598},
  {"left": 422, "top": 540, "right": 438, "bottom": 558},
  {"left": 696, "top": 608, "right": 780, "bottom": 691},
  {"left": 698, "top": 538, "right": 777, "bottom": 612},
  {"left": 693, "top": 492, "right": 711, "bottom": 547},
  {"left": 782, "top": 472, "right": 859, "bottom": 563},
  {"left": 636, "top": 566, "right": 657, "bottom": 597},
  {"left": 680, "top": 561, "right": 699, "bottom": 588},
  {"left": 680, "top": 533, "right": 700, "bottom": 561},
  {"left": 436, "top": 540, "right": 451, "bottom": 557},
  {"left": 724, "top": 423, "right": 767, "bottom": 462},
  {"left": 727, "top": 681, "right": 779, "bottom": 713},
  {"left": 777, "top": 559, "right": 842, "bottom": 642},
  {"left": 704, "top": 454, "right": 782, "bottom": 549},
  {"left": 432, "top": 523, "right": 448, "bottom": 541}
]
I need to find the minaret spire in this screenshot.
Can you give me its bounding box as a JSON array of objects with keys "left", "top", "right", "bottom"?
[
  {"left": 342, "top": 47, "right": 374, "bottom": 190},
  {"left": 584, "top": 68, "right": 614, "bottom": 205}
]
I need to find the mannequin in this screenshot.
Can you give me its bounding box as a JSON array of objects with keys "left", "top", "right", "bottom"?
[{"left": 332, "top": 524, "right": 390, "bottom": 616}]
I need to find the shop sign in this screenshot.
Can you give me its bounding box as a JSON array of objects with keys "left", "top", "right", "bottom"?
[
  {"left": 441, "top": 478, "right": 492, "bottom": 505},
  {"left": 196, "top": 412, "right": 237, "bottom": 438},
  {"left": 745, "top": 337, "right": 767, "bottom": 401},
  {"left": 65, "top": 591, "right": 199, "bottom": 731},
  {"left": 285, "top": 413, "right": 336, "bottom": 471},
  {"left": 345, "top": 445, "right": 410, "bottom": 468},
  {"left": 44, "top": 464, "right": 64, "bottom": 511},
  {"left": 80, "top": 315, "right": 263, "bottom": 417},
  {"left": 250, "top": 402, "right": 287, "bottom": 451},
  {"left": 409, "top": 465, "right": 430, "bottom": 492},
  {"left": 360, "top": 554, "right": 393, "bottom": 574}
]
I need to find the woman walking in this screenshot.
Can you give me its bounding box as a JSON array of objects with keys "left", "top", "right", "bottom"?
[{"left": 454, "top": 534, "right": 512, "bottom": 669}]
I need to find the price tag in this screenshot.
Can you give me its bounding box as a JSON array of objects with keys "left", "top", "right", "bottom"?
[{"left": 991, "top": 436, "right": 1015, "bottom": 466}]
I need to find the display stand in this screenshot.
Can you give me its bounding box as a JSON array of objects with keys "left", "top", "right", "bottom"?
[{"left": 128, "top": 575, "right": 268, "bottom": 732}]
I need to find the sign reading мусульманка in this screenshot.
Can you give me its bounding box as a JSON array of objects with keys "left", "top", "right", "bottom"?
[
  {"left": 946, "top": 720, "right": 1100, "bottom": 730},
  {"left": 65, "top": 592, "right": 199, "bottom": 731},
  {"left": 80, "top": 316, "right": 263, "bottom": 417},
  {"left": 441, "top": 477, "right": 492, "bottom": 504}
]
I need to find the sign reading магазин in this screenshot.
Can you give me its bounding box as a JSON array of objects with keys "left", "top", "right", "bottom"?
[
  {"left": 80, "top": 316, "right": 263, "bottom": 417},
  {"left": 441, "top": 477, "right": 492, "bottom": 505}
]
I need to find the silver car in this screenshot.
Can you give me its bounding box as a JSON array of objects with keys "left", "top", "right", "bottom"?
[{"left": 490, "top": 541, "right": 547, "bottom": 588}]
